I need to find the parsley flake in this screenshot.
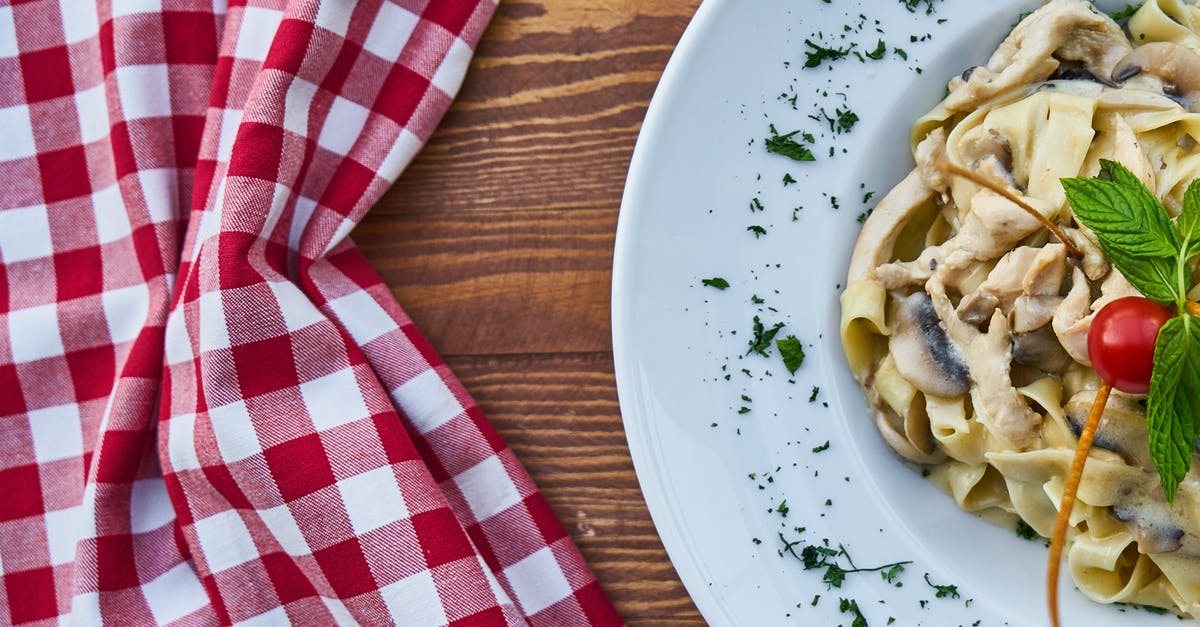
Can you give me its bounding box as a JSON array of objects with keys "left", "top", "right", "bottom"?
[
  {"left": 803, "top": 39, "right": 852, "bottom": 69},
  {"left": 865, "top": 39, "right": 886, "bottom": 60},
  {"left": 1015, "top": 520, "right": 1039, "bottom": 541},
  {"left": 765, "top": 126, "right": 816, "bottom": 162},
  {"left": 838, "top": 598, "right": 868, "bottom": 627},
  {"left": 746, "top": 316, "right": 785, "bottom": 357},
  {"left": 923, "top": 573, "right": 961, "bottom": 599},
  {"left": 776, "top": 335, "right": 805, "bottom": 374}
]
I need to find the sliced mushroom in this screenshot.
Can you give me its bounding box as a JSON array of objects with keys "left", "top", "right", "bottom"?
[
  {"left": 1111, "top": 42, "right": 1200, "bottom": 111},
  {"left": 1112, "top": 504, "right": 1186, "bottom": 555},
  {"left": 1051, "top": 61, "right": 1119, "bottom": 87},
  {"left": 1012, "top": 327, "right": 1073, "bottom": 374},
  {"left": 887, "top": 292, "right": 971, "bottom": 398},
  {"left": 1064, "top": 390, "right": 1150, "bottom": 468}
]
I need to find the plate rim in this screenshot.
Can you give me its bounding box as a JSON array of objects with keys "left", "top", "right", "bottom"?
[{"left": 611, "top": 0, "right": 737, "bottom": 623}]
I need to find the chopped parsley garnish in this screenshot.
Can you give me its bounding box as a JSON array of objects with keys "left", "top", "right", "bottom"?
[
  {"left": 765, "top": 126, "right": 816, "bottom": 161},
  {"left": 746, "top": 316, "right": 785, "bottom": 356},
  {"left": 923, "top": 573, "right": 961, "bottom": 599},
  {"left": 782, "top": 534, "right": 912, "bottom": 590},
  {"left": 838, "top": 598, "right": 869, "bottom": 627},
  {"left": 808, "top": 386, "right": 820, "bottom": 402},
  {"left": 738, "top": 406, "right": 750, "bottom": 415},
  {"left": 803, "top": 39, "right": 852, "bottom": 68},
  {"left": 1109, "top": 3, "right": 1141, "bottom": 21},
  {"left": 899, "top": 0, "right": 939, "bottom": 14},
  {"left": 865, "top": 39, "right": 887, "bottom": 60},
  {"left": 811, "top": 107, "right": 859, "bottom": 135},
  {"left": 776, "top": 499, "right": 790, "bottom": 517},
  {"left": 782, "top": 173, "right": 797, "bottom": 186},
  {"left": 701, "top": 277, "right": 730, "bottom": 290},
  {"left": 776, "top": 335, "right": 805, "bottom": 374},
  {"left": 751, "top": 294, "right": 766, "bottom": 304},
  {"left": 1015, "top": 519, "right": 1039, "bottom": 541},
  {"left": 750, "top": 197, "right": 765, "bottom": 212},
  {"left": 747, "top": 225, "right": 767, "bottom": 238},
  {"left": 812, "top": 441, "right": 831, "bottom": 453},
  {"left": 836, "top": 108, "right": 859, "bottom": 133},
  {"left": 894, "top": 47, "right": 908, "bottom": 60},
  {"left": 882, "top": 563, "right": 906, "bottom": 584}
]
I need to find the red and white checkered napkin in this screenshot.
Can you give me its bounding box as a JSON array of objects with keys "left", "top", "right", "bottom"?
[{"left": 0, "top": 0, "right": 623, "bottom": 624}]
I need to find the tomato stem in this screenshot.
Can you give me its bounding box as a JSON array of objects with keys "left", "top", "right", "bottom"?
[{"left": 1047, "top": 383, "right": 1111, "bottom": 627}]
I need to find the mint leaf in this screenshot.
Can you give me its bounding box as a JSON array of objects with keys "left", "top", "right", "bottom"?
[
  {"left": 701, "top": 277, "right": 730, "bottom": 290},
  {"left": 776, "top": 335, "right": 805, "bottom": 374},
  {"left": 1064, "top": 162, "right": 1179, "bottom": 256},
  {"left": 1181, "top": 179, "right": 1200, "bottom": 259},
  {"left": 1097, "top": 158, "right": 1144, "bottom": 188},
  {"left": 1062, "top": 165, "right": 1180, "bottom": 303},
  {"left": 1147, "top": 315, "right": 1200, "bottom": 503}
]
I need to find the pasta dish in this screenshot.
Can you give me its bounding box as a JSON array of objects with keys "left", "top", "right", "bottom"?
[{"left": 841, "top": 0, "right": 1200, "bottom": 618}]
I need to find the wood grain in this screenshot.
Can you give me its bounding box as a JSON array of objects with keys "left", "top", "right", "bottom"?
[{"left": 355, "top": 0, "right": 704, "bottom": 623}]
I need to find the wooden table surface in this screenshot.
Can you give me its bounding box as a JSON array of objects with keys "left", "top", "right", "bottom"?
[{"left": 353, "top": 1, "right": 704, "bottom": 624}]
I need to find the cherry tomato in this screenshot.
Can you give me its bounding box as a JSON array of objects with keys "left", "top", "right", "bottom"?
[{"left": 1087, "top": 297, "right": 1171, "bottom": 394}]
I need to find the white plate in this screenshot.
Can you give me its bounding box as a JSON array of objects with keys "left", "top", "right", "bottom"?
[{"left": 613, "top": 1, "right": 1177, "bottom": 625}]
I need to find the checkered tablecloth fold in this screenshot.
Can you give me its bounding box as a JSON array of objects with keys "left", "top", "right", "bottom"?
[{"left": 0, "top": 0, "right": 621, "bottom": 624}]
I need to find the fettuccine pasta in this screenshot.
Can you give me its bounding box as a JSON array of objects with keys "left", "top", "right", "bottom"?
[{"left": 842, "top": 0, "right": 1200, "bottom": 619}]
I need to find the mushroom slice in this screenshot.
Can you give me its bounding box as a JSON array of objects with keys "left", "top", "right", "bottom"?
[
  {"left": 887, "top": 292, "right": 970, "bottom": 398},
  {"left": 1064, "top": 390, "right": 1151, "bottom": 469},
  {"left": 1111, "top": 42, "right": 1200, "bottom": 111},
  {"left": 1111, "top": 505, "right": 1185, "bottom": 555},
  {"left": 1012, "top": 327, "right": 1072, "bottom": 374}
]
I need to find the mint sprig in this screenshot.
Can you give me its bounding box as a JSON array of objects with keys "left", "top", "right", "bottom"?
[
  {"left": 1146, "top": 316, "right": 1200, "bottom": 500},
  {"left": 1061, "top": 163, "right": 1180, "bottom": 303},
  {"left": 1062, "top": 160, "right": 1200, "bottom": 502}
]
